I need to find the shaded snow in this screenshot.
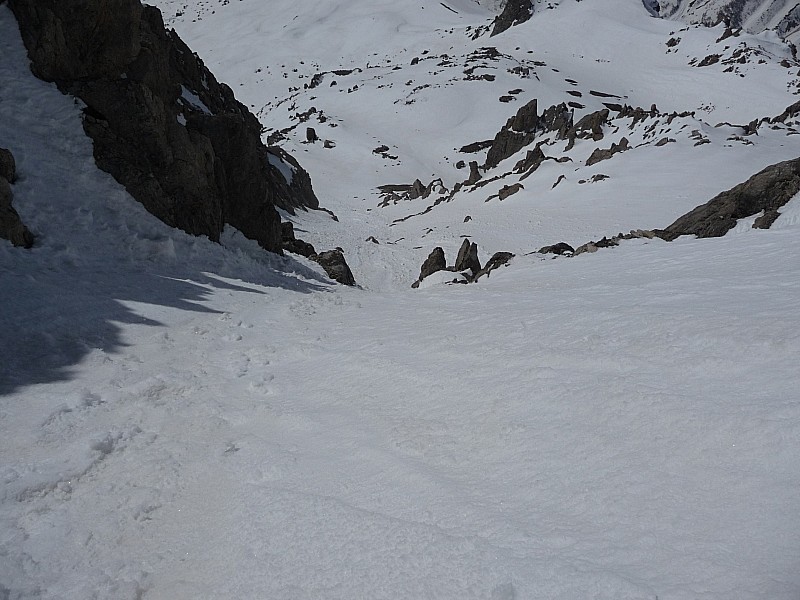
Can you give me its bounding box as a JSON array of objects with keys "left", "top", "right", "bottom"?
[{"left": 179, "top": 84, "right": 212, "bottom": 114}]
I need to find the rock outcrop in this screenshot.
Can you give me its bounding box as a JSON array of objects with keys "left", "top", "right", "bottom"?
[
  {"left": 280, "top": 221, "right": 316, "bottom": 258},
  {"left": 491, "top": 0, "right": 534, "bottom": 36},
  {"left": 311, "top": 249, "right": 356, "bottom": 286},
  {"left": 411, "top": 242, "right": 514, "bottom": 287},
  {"left": 474, "top": 252, "right": 514, "bottom": 280},
  {"left": 7, "top": 0, "right": 318, "bottom": 254},
  {"left": 279, "top": 222, "right": 356, "bottom": 286},
  {"left": 585, "top": 137, "right": 630, "bottom": 167},
  {"left": 416, "top": 247, "right": 447, "bottom": 282},
  {"left": 539, "top": 242, "right": 574, "bottom": 255},
  {"left": 454, "top": 239, "right": 482, "bottom": 276},
  {"left": 0, "top": 147, "right": 34, "bottom": 248},
  {"left": 657, "top": 157, "right": 800, "bottom": 240},
  {"left": 565, "top": 108, "right": 609, "bottom": 150},
  {"left": 484, "top": 99, "right": 572, "bottom": 169}
]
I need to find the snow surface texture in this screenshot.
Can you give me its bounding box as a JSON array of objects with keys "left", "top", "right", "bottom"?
[{"left": 2, "top": 1, "right": 800, "bottom": 599}]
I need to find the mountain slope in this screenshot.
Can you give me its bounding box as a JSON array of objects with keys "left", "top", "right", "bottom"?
[
  {"left": 652, "top": 0, "right": 800, "bottom": 42},
  {"left": 149, "top": 0, "right": 800, "bottom": 289},
  {"left": 2, "top": 2, "right": 800, "bottom": 599}
]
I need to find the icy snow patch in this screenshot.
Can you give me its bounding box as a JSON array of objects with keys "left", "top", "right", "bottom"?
[
  {"left": 180, "top": 85, "right": 212, "bottom": 114},
  {"left": 267, "top": 151, "right": 295, "bottom": 185}
]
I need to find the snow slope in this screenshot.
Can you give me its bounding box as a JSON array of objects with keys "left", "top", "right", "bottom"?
[{"left": 2, "top": 2, "right": 800, "bottom": 599}]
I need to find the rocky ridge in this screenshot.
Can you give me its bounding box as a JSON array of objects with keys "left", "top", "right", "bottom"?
[{"left": 7, "top": 0, "right": 319, "bottom": 254}]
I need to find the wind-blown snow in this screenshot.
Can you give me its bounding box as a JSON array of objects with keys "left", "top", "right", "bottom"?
[{"left": 1, "top": 2, "right": 799, "bottom": 599}]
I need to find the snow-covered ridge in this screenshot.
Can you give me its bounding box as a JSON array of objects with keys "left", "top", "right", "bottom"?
[{"left": 653, "top": 0, "right": 800, "bottom": 43}]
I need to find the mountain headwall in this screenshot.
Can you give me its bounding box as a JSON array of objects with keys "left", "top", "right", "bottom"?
[
  {"left": 7, "top": 0, "right": 318, "bottom": 253},
  {"left": 647, "top": 0, "right": 800, "bottom": 43}
]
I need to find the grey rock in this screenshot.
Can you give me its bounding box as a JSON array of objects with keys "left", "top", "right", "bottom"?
[
  {"left": 410, "top": 179, "right": 427, "bottom": 199},
  {"left": 753, "top": 208, "right": 781, "bottom": 229},
  {"left": 658, "top": 157, "right": 800, "bottom": 240},
  {"left": 281, "top": 221, "right": 316, "bottom": 257},
  {"left": 594, "top": 236, "right": 619, "bottom": 248},
  {"left": 573, "top": 242, "right": 598, "bottom": 255},
  {"left": 467, "top": 161, "right": 482, "bottom": 185},
  {"left": 8, "top": 0, "right": 318, "bottom": 254},
  {"left": 498, "top": 183, "right": 523, "bottom": 200},
  {"left": 626, "top": 229, "right": 656, "bottom": 239},
  {"left": 9, "top": 0, "right": 143, "bottom": 82},
  {"left": 514, "top": 146, "right": 546, "bottom": 178},
  {"left": 565, "top": 108, "right": 609, "bottom": 150},
  {"left": 585, "top": 137, "right": 629, "bottom": 167},
  {"left": 417, "top": 247, "right": 446, "bottom": 282},
  {"left": 771, "top": 99, "right": 800, "bottom": 124},
  {"left": 474, "top": 251, "right": 514, "bottom": 280},
  {"left": 454, "top": 239, "right": 481, "bottom": 275},
  {"left": 459, "top": 140, "right": 494, "bottom": 154},
  {"left": 485, "top": 100, "right": 571, "bottom": 169},
  {"left": 539, "top": 242, "right": 574, "bottom": 255},
  {"left": 312, "top": 249, "right": 356, "bottom": 286}
]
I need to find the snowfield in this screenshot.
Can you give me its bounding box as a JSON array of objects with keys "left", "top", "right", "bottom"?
[{"left": 2, "top": 1, "right": 800, "bottom": 599}]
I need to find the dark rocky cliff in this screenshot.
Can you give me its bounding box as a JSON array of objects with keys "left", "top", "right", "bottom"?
[
  {"left": 491, "top": 0, "right": 533, "bottom": 36},
  {"left": 7, "top": 0, "right": 318, "bottom": 253}
]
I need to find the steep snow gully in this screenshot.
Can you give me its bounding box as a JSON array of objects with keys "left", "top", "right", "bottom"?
[{"left": 2, "top": 1, "right": 800, "bottom": 599}]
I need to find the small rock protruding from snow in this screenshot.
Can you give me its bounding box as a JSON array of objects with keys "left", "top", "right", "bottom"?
[
  {"left": 585, "top": 137, "right": 630, "bottom": 166},
  {"left": 412, "top": 247, "right": 447, "bottom": 287},
  {"left": 485, "top": 99, "right": 572, "bottom": 169},
  {"left": 474, "top": 252, "right": 514, "bottom": 280},
  {"left": 455, "top": 239, "right": 482, "bottom": 276},
  {"left": 497, "top": 182, "right": 524, "bottom": 200},
  {"left": 281, "top": 221, "right": 316, "bottom": 258},
  {"left": 657, "top": 156, "right": 800, "bottom": 240},
  {"left": 539, "top": 242, "right": 575, "bottom": 255},
  {"left": 467, "top": 161, "right": 482, "bottom": 185},
  {"left": 311, "top": 249, "right": 356, "bottom": 286},
  {"left": 565, "top": 108, "right": 610, "bottom": 150}
]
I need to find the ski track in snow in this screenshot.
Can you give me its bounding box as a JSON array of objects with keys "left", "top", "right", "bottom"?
[{"left": 2, "top": 2, "right": 800, "bottom": 599}]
